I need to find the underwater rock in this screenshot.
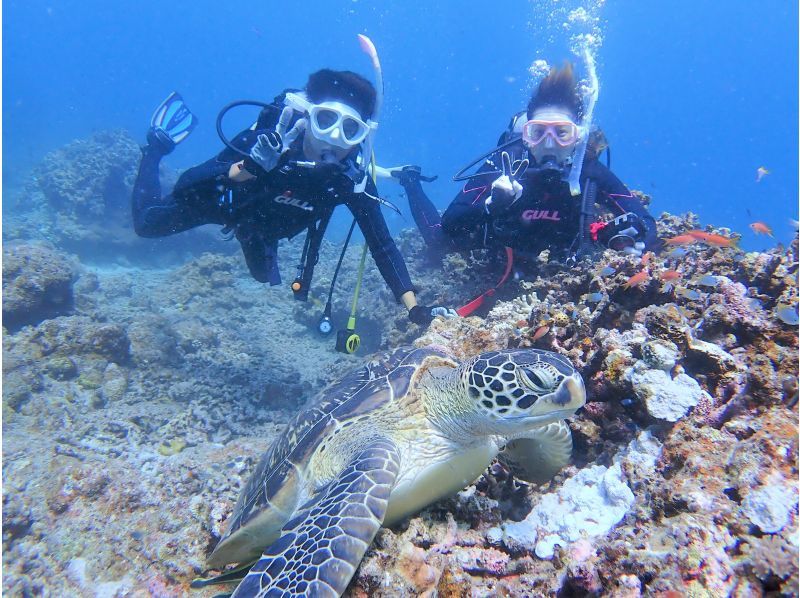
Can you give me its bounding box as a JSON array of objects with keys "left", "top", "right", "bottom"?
[
  {"left": 36, "top": 130, "right": 140, "bottom": 217},
  {"left": 14, "top": 316, "right": 131, "bottom": 364},
  {"left": 2, "top": 243, "right": 76, "bottom": 332},
  {"left": 500, "top": 432, "right": 660, "bottom": 560},
  {"left": 685, "top": 336, "right": 737, "bottom": 374},
  {"left": 640, "top": 339, "right": 679, "bottom": 371},
  {"left": 101, "top": 363, "right": 128, "bottom": 402},
  {"left": 502, "top": 461, "right": 635, "bottom": 559},
  {"left": 43, "top": 355, "right": 78, "bottom": 380},
  {"left": 741, "top": 477, "right": 798, "bottom": 533},
  {"left": 629, "top": 361, "right": 710, "bottom": 422},
  {"left": 27, "top": 130, "right": 141, "bottom": 249},
  {"left": 6, "top": 130, "right": 229, "bottom": 262},
  {"left": 127, "top": 315, "right": 180, "bottom": 367}
]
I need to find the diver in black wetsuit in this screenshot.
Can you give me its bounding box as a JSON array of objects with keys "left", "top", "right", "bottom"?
[
  {"left": 132, "top": 68, "right": 452, "bottom": 326},
  {"left": 393, "top": 62, "right": 658, "bottom": 262}
]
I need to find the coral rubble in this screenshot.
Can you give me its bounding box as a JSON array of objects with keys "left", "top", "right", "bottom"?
[{"left": 2, "top": 133, "right": 798, "bottom": 598}]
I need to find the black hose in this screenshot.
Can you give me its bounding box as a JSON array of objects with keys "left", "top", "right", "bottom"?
[
  {"left": 215, "top": 100, "right": 275, "bottom": 158},
  {"left": 452, "top": 137, "right": 523, "bottom": 182},
  {"left": 322, "top": 219, "right": 358, "bottom": 317}
]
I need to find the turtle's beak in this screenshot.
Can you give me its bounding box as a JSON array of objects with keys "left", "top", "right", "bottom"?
[{"left": 528, "top": 374, "right": 585, "bottom": 418}]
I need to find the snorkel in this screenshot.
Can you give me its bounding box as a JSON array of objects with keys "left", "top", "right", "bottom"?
[
  {"left": 354, "top": 33, "right": 383, "bottom": 193},
  {"left": 566, "top": 47, "right": 599, "bottom": 196}
]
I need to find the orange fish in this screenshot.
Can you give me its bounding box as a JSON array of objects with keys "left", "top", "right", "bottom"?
[
  {"left": 640, "top": 251, "right": 654, "bottom": 266},
  {"left": 531, "top": 325, "right": 550, "bottom": 341},
  {"left": 664, "top": 234, "right": 698, "bottom": 246},
  {"left": 623, "top": 269, "right": 650, "bottom": 289},
  {"left": 749, "top": 221, "right": 774, "bottom": 237},
  {"left": 659, "top": 270, "right": 682, "bottom": 282},
  {"left": 686, "top": 230, "right": 739, "bottom": 248}
]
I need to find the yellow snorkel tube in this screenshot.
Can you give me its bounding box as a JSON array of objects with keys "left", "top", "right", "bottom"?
[
  {"left": 333, "top": 34, "right": 384, "bottom": 354},
  {"left": 335, "top": 243, "right": 368, "bottom": 354}
]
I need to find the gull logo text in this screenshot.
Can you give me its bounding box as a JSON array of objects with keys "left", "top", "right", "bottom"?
[
  {"left": 522, "top": 209, "right": 561, "bottom": 222},
  {"left": 273, "top": 194, "right": 313, "bottom": 211}
]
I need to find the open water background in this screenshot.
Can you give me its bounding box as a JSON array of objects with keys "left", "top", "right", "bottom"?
[{"left": 4, "top": 0, "right": 798, "bottom": 250}]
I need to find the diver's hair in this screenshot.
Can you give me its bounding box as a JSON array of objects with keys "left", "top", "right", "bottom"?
[
  {"left": 527, "top": 62, "right": 583, "bottom": 120},
  {"left": 306, "top": 69, "right": 376, "bottom": 120}
]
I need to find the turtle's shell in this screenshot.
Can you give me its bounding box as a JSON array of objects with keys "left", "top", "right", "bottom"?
[{"left": 217, "top": 345, "right": 451, "bottom": 555}]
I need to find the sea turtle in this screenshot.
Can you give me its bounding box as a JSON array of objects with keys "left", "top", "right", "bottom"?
[{"left": 204, "top": 345, "right": 585, "bottom": 597}]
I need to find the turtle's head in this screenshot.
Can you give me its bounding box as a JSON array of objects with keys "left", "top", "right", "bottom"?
[{"left": 461, "top": 349, "right": 585, "bottom": 434}]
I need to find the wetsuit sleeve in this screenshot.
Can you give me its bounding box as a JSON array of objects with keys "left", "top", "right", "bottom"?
[
  {"left": 403, "top": 179, "right": 447, "bottom": 248},
  {"left": 440, "top": 173, "right": 493, "bottom": 243},
  {"left": 346, "top": 180, "right": 415, "bottom": 301},
  {"left": 588, "top": 162, "right": 659, "bottom": 249}
]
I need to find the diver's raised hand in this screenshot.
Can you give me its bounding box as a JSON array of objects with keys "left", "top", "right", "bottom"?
[
  {"left": 276, "top": 105, "right": 305, "bottom": 150},
  {"left": 486, "top": 151, "right": 529, "bottom": 214},
  {"left": 248, "top": 130, "right": 283, "bottom": 173},
  {"left": 246, "top": 106, "right": 306, "bottom": 174}
]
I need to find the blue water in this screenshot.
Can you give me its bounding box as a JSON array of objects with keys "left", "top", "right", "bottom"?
[{"left": 4, "top": 0, "right": 797, "bottom": 250}]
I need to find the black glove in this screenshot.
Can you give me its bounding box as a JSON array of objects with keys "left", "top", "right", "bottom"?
[
  {"left": 408, "top": 305, "right": 458, "bottom": 326},
  {"left": 596, "top": 212, "right": 647, "bottom": 252},
  {"left": 391, "top": 165, "right": 438, "bottom": 189}
]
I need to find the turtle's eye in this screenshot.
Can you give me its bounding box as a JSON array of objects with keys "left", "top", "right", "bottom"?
[
  {"left": 520, "top": 366, "right": 562, "bottom": 394},
  {"left": 524, "top": 368, "right": 547, "bottom": 389}
]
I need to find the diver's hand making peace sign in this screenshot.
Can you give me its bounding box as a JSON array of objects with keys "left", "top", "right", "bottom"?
[
  {"left": 247, "top": 106, "right": 307, "bottom": 174},
  {"left": 486, "top": 151, "right": 529, "bottom": 214}
]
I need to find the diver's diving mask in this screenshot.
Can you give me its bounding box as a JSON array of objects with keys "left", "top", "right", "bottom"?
[
  {"left": 522, "top": 120, "right": 580, "bottom": 147},
  {"left": 522, "top": 113, "right": 582, "bottom": 172},
  {"left": 308, "top": 102, "right": 371, "bottom": 149},
  {"left": 284, "top": 92, "right": 372, "bottom": 150}
]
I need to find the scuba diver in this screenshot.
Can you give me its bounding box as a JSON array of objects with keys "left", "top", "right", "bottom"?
[
  {"left": 131, "top": 38, "right": 453, "bottom": 329},
  {"left": 393, "top": 62, "right": 659, "bottom": 272}
]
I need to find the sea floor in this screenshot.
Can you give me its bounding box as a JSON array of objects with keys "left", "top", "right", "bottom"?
[{"left": 2, "top": 129, "right": 798, "bottom": 596}]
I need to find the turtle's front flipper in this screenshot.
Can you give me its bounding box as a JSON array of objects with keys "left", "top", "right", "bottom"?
[
  {"left": 499, "top": 420, "right": 573, "bottom": 484},
  {"left": 231, "top": 438, "right": 401, "bottom": 598},
  {"left": 191, "top": 560, "right": 256, "bottom": 589}
]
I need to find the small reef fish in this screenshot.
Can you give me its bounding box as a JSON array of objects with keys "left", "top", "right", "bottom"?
[
  {"left": 623, "top": 270, "right": 650, "bottom": 290},
  {"left": 598, "top": 265, "right": 616, "bottom": 277},
  {"left": 665, "top": 234, "right": 698, "bottom": 246},
  {"left": 531, "top": 325, "right": 551, "bottom": 341},
  {"left": 674, "top": 287, "right": 702, "bottom": 300},
  {"left": 659, "top": 270, "right": 682, "bottom": 282},
  {"left": 756, "top": 166, "right": 770, "bottom": 182},
  {"left": 686, "top": 230, "right": 740, "bottom": 248},
  {"left": 666, "top": 247, "right": 688, "bottom": 259},
  {"left": 775, "top": 303, "right": 800, "bottom": 326},
  {"left": 694, "top": 274, "right": 720, "bottom": 288},
  {"left": 581, "top": 292, "right": 604, "bottom": 304},
  {"left": 749, "top": 221, "right": 774, "bottom": 237},
  {"left": 640, "top": 252, "right": 654, "bottom": 267}
]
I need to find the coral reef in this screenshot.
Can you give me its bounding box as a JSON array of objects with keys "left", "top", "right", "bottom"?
[
  {"left": 2, "top": 242, "right": 76, "bottom": 332},
  {"left": 3, "top": 129, "right": 231, "bottom": 262},
  {"left": 2, "top": 145, "right": 798, "bottom": 598}
]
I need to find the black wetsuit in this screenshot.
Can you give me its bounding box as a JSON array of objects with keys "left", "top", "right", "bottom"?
[
  {"left": 405, "top": 149, "right": 657, "bottom": 259},
  {"left": 132, "top": 129, "right": 414, "bottom": 300}
]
